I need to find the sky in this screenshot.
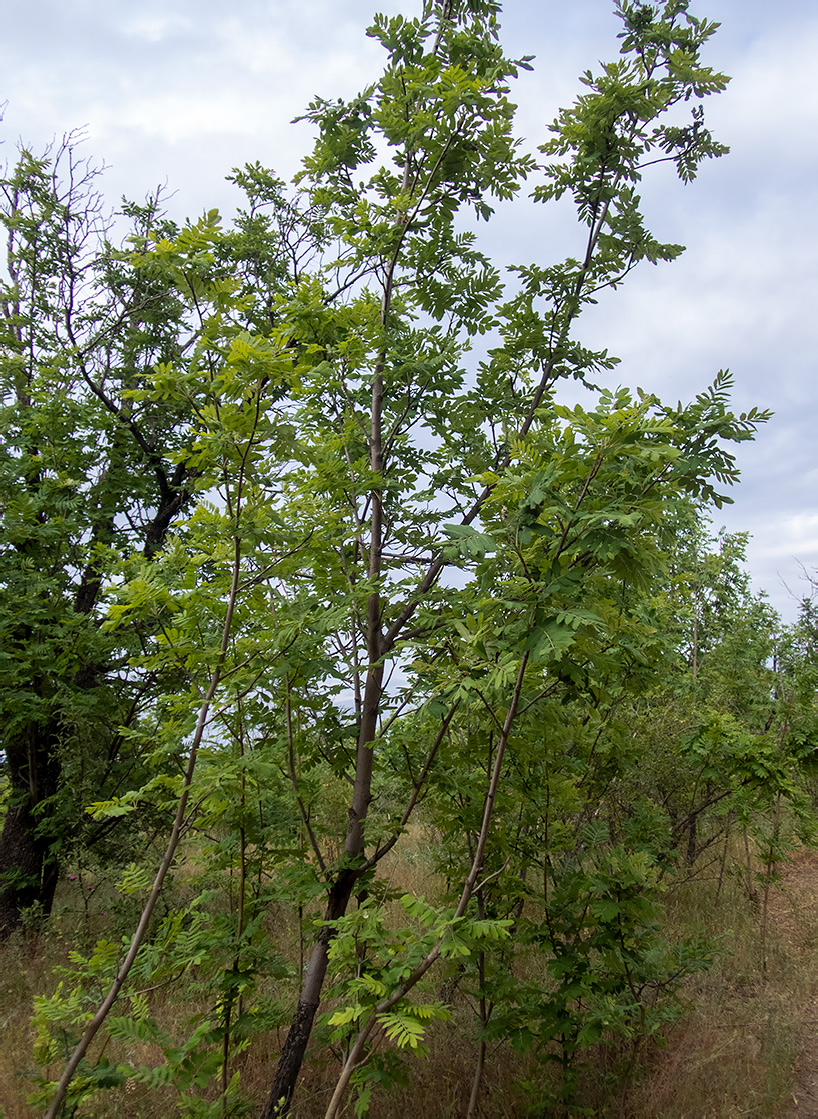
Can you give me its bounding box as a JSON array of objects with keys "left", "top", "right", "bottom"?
[{"left": 1, "top": 0, "right": 816, "bottom": 620}]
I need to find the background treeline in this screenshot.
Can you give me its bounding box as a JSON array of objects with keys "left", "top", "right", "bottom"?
[{"left": 0, "top": 1, "right": 815, "bottom": 1116}]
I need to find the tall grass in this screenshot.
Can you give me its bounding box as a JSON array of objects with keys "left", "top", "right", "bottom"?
[{"left": 1, "top": 837, "right": 816, "bottom": 1118}]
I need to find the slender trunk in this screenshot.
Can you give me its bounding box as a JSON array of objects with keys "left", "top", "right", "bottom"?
[
  {"left": 261, "top": 872, "right": 355, "bottom": 1117},
  {"left": 742, "top": 825, "right": 757, "bottom": 907},
  {"left": 692, "top": 586, "right": 699, "bottom": 679},
  {"left": 263, "top": 576, "right": 384, "bottom": 1114},
  {"left": 262, "top": 144, "right": 394, "bottom": 1106},
  {"left": 221, "top": 728, "right": 248, "bottom": 1110},
  {"left": 263, "top": 361, "right": 386, "bottom": 1116},
  {"left": 760, "top": 791, "right": 782, "bottom": 976},
  {"left": 466, "top": 1039, "right": 486, "bottom": 1119},
  {"left": 685, "top": 812, "right": 698, "bottom": 866},
  {"left": 45, "top": 528, "right": 247, "bottom": 1119},
  {"left": 715, "top": 812, "right": 731, "bottom": 903}
]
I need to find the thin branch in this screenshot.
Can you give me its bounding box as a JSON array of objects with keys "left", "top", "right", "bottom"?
[
  {"left": 324, "top": 654, "right": 529, "bottom": 1119},
  {"left": 286, "top": 676, "right": 327, "bottom": 876},
  {"left": 360, "top": 700, "right": 461, "bottom": 871}
]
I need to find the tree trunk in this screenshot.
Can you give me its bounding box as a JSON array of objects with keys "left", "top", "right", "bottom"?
[
  {"left": 261, "top": 873, "right": 358, "bottom": 1119},
  {"left": 261, "top": 663, "right": 383, "bottom": 1116},
  {"left": 685, "top": 812, "right": 698, "bottom": 866},
  {"left": 0, "top": 468, "right": 190, "bottom": 940},
  {"left": 262, "top": 356, "right": 387, "bottom": 1114},
  {"left": 0, "top": 723, "right": 62, "bottom": 938}
]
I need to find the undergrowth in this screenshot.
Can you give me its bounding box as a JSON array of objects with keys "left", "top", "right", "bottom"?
[{"left": 1, "top": 829, "right": 816, "bottom": 1118}]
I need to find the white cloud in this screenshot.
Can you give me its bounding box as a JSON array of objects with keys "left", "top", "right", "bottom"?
[
  {"left": 119, "top": 11, "right": 195, "bottom": 43},
  {"left": 714, "top": 19, "right": 818, "bottom": 159}
]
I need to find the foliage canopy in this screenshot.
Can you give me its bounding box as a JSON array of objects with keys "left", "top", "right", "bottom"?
[{"left": 0, "top": 2, "right": 814, "bottom": 1118}]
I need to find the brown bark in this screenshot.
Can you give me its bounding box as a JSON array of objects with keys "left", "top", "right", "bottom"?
[
  {"left": 0, "top": 722, "right": 62, "bottom": 939},
  {"left": 323, "top": 654, "right": 529, "bottom": 1119},
  {"left": 262, "top": 536, "right": 385, "bottom": 1117},
  {"left": 261, "top": 877, "right": 357, "bottom": 1118}
]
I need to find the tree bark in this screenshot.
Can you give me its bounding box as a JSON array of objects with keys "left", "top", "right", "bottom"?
[
  {"left": 261, "top": 873, "right": 357, "bottom": 1118},
  {"left": 0, "top": 722, "right": 62, "bottom": 938},
  {"left": 262, "top": 338, "right": 388, "bottom": 1118},
  {"left": 262, "top": 660, "right": 386, "bottom": 1116}
]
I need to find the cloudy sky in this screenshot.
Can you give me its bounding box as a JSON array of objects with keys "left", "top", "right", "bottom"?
[{"left": 2, "top": 0, "right": 816, "bottom": 619}]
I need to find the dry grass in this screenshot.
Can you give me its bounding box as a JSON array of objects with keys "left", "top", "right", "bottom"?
[
  {"left": 1, "top": 838, "right": 817, "bottom": 1118},
  {"left": 0, "top": 932, "right": 68, "bottom": 1119},
  {"left": 612, "top": 848, "right": 818, "bottom": 1119}
]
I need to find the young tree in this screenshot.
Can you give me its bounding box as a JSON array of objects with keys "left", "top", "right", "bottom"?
[
  {"left": 38, "top": 1, "right": 781, "bottom": 1116},
  {"left": 256, "top": 1, "right": 744, "bottom": 1111}
]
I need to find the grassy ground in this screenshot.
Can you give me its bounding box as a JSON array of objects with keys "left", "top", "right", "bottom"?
[
  {"left": 610, "top": 849, "right": 818, "bottom": 1119},
  {"left": 1, "top": 843, "right": 817, "bottom": 1118}
]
